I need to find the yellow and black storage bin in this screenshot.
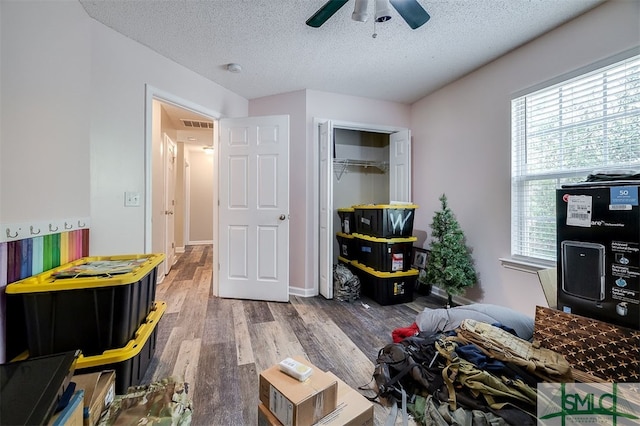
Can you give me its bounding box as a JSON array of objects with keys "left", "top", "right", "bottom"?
[
  {"left": 5, "top": 253, "right": 164, "bottom": 358},
  {"left": 336, "top": 232, "right": 357, "bottom": 261},
  {"left": 351, "top": 261, "right": 418, "bottom": 305},
  {"left": 353, "top": 204, "right": 418, "bottom": 238},
  {"left": 353, "top": 233, "right": 416, "bottom": 272},
  {"left": 75, "top": 301, "right": 166, "bottom": 395},
  {"left": 337, "top": 207, "right": 356, "bottom": 234}
]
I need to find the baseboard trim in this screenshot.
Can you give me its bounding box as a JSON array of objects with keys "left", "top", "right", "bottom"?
[
  {"left": 289, "top": 285, "right": 317, "bottom": 298},
  {"left": 429, "top": 285, "right": 474, "bottom": 306}
]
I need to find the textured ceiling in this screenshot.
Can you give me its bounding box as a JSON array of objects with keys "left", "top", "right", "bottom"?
[{"left": 79, "top": 0, "right": 605, "bottom": 105}]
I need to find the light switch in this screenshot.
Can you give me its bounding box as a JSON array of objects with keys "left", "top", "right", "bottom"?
[{"left": 125, "top": 191, "right": 141, "bottom": 207}]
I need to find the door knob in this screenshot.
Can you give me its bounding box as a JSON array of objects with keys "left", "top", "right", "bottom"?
[{"left": 279, "top": 214, "right": 286, "bottom": 220}]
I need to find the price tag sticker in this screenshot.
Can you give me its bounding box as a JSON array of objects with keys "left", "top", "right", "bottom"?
[{"left": 566, "top": 195, "right": 592, "bottom": 227}]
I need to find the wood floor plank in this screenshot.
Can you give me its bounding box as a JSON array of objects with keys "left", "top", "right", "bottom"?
[
  {"left": 243, "top": 299, "right": 276, "bottom": 324},
  {"left": 232, "top": 300, "right": 254, "bottom": 366},
  {"left": 163, "top": 288, "right": 187, "bottom": 315},
  {"left": 175, "top": 286, "right": 208, "bottom": 338},
  {"left": 201, "top": 295, "right": 235, "bottom": 345},
  {"left": 194, "top": 267, "right": 212, "bottom": 295},
  {"left": 195, "top": 341, "right": 246, "bottom": 426},
  {"left": 151, "top": 325, "right": 188, "bottom": 382},
  {"left": 238, "top": 363, "right": 260, "bottom": 425},
  {"left": 171, "top": 338, "right": 202, "bottom": 399},
  {"left": 248, "top": 320, "right": 306, "bottom": 373}
]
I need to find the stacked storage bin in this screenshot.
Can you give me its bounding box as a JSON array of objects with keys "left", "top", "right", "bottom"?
[
  {"left": 335, "top": 208, "right": 357, "bottom": 270},
  {"left": 350, "top": 204, "right": 419, "bottom": 305},
  {"left": 5, "top": 254, "right": 166, "bottom": 394}
]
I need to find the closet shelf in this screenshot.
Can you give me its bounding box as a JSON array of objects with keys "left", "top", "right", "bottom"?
[{"left": 333, "top": 158, "right": 389, "bottom": 181}]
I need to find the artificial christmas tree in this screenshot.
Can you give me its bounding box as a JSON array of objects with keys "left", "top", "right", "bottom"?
[{"left": 425, "top": 194, "right": 477, "bottom": 307}]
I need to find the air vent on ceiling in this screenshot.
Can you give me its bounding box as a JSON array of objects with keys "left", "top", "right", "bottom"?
[{"left": 181, "top": 119, "right": 214, "bottom": 129}]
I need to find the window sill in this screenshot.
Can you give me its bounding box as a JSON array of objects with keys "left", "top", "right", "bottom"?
[{"left": 499, "top": 257, "right": 556, "bottom": 274}]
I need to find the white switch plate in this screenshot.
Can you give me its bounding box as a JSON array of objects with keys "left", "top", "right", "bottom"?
[{"left": 124, "top": 191, "right": 141, "bottom": 207}]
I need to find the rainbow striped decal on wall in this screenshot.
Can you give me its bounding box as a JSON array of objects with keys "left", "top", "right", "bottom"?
[{"left": 0, "top": 229, "right": 89, "bottom": 285}]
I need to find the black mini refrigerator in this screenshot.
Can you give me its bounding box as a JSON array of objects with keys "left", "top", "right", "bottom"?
[{"left": 556, "top": 182, "right": 639, "bottom": 330}]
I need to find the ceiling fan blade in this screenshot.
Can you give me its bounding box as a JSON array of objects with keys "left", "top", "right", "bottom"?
[
  {"left": 306, "top": 0, "right": 350, "bottom": 28},
  {"left": 389, "top": 0, "right": 430, "bottom": 29}
]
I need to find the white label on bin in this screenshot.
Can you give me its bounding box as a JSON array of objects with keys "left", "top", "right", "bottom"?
[
  {"left": 392, "top": 254, "right": 403, "bottom": 271},
  {"left": 270, "top": 385, "right": 294, "bottom": 426},
  {"left": 344, "top": 219, "right": 350, "bottom": 234},
  {"left": 566, "top": 195, "right": 592, "bottom": 227}
]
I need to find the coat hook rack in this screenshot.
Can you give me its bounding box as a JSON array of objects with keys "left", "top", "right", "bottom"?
[{"left": 1, "top": 217, "right": 90, "bottom": 243}]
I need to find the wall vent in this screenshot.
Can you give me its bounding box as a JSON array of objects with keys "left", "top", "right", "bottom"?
[{"left": 181, "top": 119, "right": 214, "bottom": 129}]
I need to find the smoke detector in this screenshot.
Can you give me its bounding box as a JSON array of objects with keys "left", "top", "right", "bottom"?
[{"left": 226, "top": 63, "right": 242, "bottom": 73}]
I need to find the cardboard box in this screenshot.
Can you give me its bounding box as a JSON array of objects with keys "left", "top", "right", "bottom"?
[
  {"left": 258, "top": 402, "right": 282, "bottom": 426},
  {"left": 258, "top": 372, "right": 374, "bottom": 426},
  {"left": 48, "top": 390, "right": 84, "bottom": 426},
  {"left": 72, "top": 370, "right": 116, "bottom": 426},
  {"left": 537, "top": 267, "right": 557, "bottom": 309},
  {"left": 556, "top": 184, "right": 639, "bottom": 329},
  {"left": 315, "top": 372, "right": 374, "bottom": 426},
  {"left": 259, "top": 359, "right": 338, "bottom": 426}
]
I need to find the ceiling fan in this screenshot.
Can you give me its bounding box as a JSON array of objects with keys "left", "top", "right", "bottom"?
[{"left": 306, "top": 0, "right": 430, "bottom": 30}]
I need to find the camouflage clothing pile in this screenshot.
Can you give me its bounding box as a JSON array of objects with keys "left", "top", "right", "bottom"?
[
  {"left": 333, "top": 263, "right": 361, "bottom": 302},
  {"left": 97, "top": 377, "right": 192, "bottom": 426}
]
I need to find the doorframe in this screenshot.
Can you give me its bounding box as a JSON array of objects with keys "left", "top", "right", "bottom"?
[
  {"left": 144, "top": 85, "right": 221, "bottom": 291},
  {"left": 184, "top": 158, "right": 191, "bottom": 247},
  {"left": 311, "top": 118, "right": 410, "bottom": 295},
  {"left": 163, "top": 133, "right": 177, "bottom": 272}
]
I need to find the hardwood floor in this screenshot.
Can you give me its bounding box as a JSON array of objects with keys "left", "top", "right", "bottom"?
[{"left": 143, "top": 245, "right": 445, "bottom": 425}]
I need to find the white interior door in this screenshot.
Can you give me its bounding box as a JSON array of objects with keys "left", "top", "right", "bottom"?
[
  {"left": 319, "top": 121, "right": 333, "bottom": 298},
  {"left": 389, "top": 129, "right": 412, "bottom": 202},
  {"left": 218, "top": 115, "right": 290, "bottom": 302},
  {"left": 164, "top": 133, "right": 177, "bottom": 273}
]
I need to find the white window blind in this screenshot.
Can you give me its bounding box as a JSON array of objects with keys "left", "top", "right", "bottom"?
[{"left": 511, "top": 54, "right": 640, "bottom": 264}]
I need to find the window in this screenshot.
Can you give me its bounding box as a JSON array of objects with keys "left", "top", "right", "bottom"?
[{"left": 511, "top": 52, "right": 640, "bottom": 264}]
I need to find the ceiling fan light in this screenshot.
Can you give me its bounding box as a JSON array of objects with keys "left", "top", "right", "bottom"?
[
  {"left": 351, "top": 0, "right": 369, "bottom": 22},
  {"left": 374, "top": 0, "right": 392, "bottom": 22}
]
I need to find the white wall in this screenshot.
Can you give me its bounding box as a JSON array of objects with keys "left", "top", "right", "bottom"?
[
  {"left": 1, "top": 1, "right": 91, "bottom": 224},
  {"left": 410, "top": 0, "right": 640, "bottom": 316},
  {"left": 188, "top": 150, "right": 214, "bottom": 243}
]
